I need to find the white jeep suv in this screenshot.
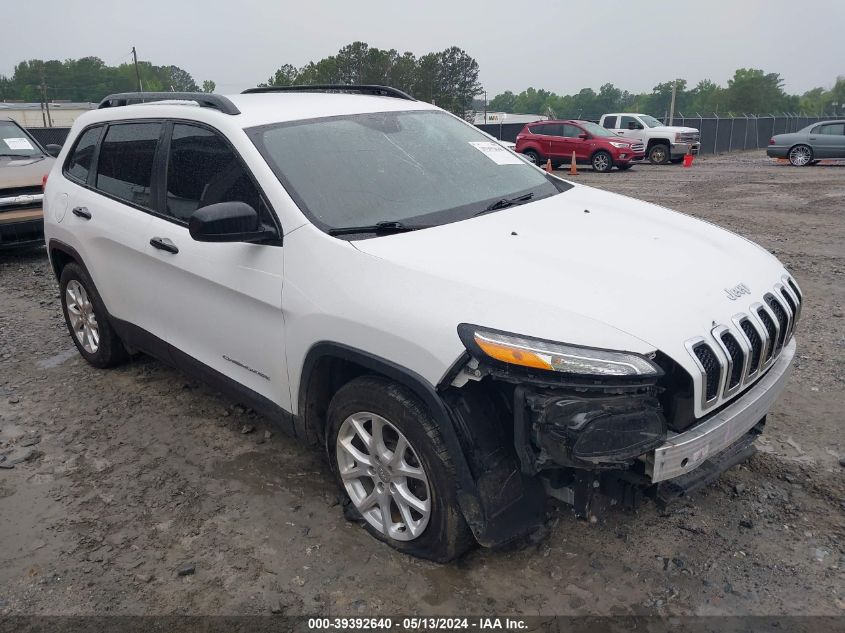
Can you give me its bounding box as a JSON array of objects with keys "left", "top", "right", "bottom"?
[{"left": 43, "top": 87, "right": 801, "bottom": 562}]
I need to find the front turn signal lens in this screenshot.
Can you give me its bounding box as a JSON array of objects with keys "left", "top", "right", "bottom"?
[{"left": 459, "top": 324, "right": 663, "bottom": 378}]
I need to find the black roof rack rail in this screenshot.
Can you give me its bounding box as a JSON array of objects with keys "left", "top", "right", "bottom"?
[
  {"left": 97, "top": 92, "right": 240, "bottom": 115},
  {"left": 241, "top": 84, "right": 415, "bottom": 101}
]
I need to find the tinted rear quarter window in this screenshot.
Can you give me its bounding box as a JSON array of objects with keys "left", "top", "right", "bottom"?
[
  {"left": 65, "top": 126, "right": 101, "bottom": 183},
  {"left": 95, "top": 123, "right": 161, "bottom": 209}
]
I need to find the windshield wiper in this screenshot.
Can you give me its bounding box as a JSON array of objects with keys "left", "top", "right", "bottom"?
[
  {"left": 476, "top": 192, "right": 534, "bottom": 216},
  {"left": 327, "top": 220, "right": 429, "bottom": 237}
]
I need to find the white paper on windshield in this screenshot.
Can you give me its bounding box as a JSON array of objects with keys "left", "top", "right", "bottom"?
[
  {"left": 469, "top": 141, "right": 523, "bottom": 165},
  {"left": 4, "top": 137, "right": 34, "bottom": 151}
]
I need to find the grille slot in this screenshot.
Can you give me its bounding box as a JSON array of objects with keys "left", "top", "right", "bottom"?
[
  {"left": 787, "top": 279, "right": 802, "bottom": 304},
  {"left": 720, "top": 332, "right": 744, "bottom": 389},
  {"left": 740, "top": 319, "right": 763, "bottom": 376},
  {"left": 693, "top": 343, "right": 720, "bottom": 401},
  {"left": 757, "top": 308, "right": 777, "bottom": 361},
  {"left": 765, "top": 295, "right": 788, "bottom": 353}
]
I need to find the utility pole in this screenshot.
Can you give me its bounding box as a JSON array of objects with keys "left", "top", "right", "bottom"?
[
  {"left": 668, "top": 80, "right": 677, "bottom": 125},
  {"left": 132, "top": 46, "right": 143, "bottom": 92},
  {"left": 39, "top": 65, "right": 52, "bottom": 128}
]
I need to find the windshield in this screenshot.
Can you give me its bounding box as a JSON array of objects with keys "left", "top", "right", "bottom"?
[
  {"left": 580, "top": 121, "right": 617, "bottom": 137},
  {"left": 249, "top": 110, "right": 567, "bottom": 234},
  {"left": 640, "top": 115, "right": 663, "bottom": 128},
  {"left": 0, "top": 121, "right": 43, "bottom": 158}
]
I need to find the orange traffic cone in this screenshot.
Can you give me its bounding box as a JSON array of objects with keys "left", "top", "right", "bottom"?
[
  {"left": 682, "top": 149, "right": 694, "bottom": 168},
  {"left": 545, "top": 158, "right": 553, "bottom": 173},
  {"left": 569, "top": 151, "right": 578, "bottom": 176}
]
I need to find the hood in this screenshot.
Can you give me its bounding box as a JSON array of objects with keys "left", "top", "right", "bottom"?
[
  {"left": 0, "top": 155, "right": 54, "bottom": 189},
  {"left": 351, "top": 183, "right": 788, "bottom": 372},
  {"left": 649, "top": 125, "right": 698, "bottom": 135}
]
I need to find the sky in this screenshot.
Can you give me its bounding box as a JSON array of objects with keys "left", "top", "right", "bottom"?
[{"left": 3, "top": 0, "right": 844, "bottom": 98}]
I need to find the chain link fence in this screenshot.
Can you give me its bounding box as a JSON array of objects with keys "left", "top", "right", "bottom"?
[
  {"left": 477, "top": 113, "right": 842, "bottom": 154},
  {"left": 26, "top": 127, "right": 72, "bottom": 147}
]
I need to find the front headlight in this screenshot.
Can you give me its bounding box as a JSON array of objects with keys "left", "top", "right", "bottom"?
[
  {"left": 458, "top": 325, "right": 662, "bottom": 377},
  {"left": 609, "top": 142, "right": 630, "bottom": 149}
]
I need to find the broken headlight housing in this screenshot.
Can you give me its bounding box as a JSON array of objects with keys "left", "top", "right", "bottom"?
[{"left": 458, "top": 324, "right": 662, "bottom": 378}]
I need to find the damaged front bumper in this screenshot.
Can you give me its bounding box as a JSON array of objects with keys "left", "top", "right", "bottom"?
[{"left": 647, "top": 338, "right": 795, "bottom": 482}]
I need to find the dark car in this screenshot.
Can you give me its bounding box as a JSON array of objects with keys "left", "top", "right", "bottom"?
[
  {"left": 515, "top": 120, "right": 645, "bottom": 172},
  {"left": 767, "top": 120, "right": 845, "bottom": 166},
  {"left": 0, "top": 118, "right": 59, "bottom": 248}
]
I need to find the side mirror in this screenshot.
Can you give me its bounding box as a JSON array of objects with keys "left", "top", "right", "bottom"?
[
  {"left": 626, "top": 122, "right": 637, "bottom": 130},
  {"left": 45, "top": 144, "right": 63, "bottom": 157},
  {"left": 578, "top": 133, "right": 589, "bottom": 140},
  {"left": 188, "top": 201, "right": 276, "bottom": 243}
]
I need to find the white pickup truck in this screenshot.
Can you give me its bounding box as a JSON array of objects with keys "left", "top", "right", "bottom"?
[{"left": 599, "top": 113, "right": 700, "bottom": 165}]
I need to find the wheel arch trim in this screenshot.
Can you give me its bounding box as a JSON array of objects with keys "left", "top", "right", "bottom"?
[{"left": 47, "top": 239, "right": 88, "bottom": 280}]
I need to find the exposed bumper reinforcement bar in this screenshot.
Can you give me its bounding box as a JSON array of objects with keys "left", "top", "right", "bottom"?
[{"left": 647, "top": 338, "right": 795, "bottom": 483}]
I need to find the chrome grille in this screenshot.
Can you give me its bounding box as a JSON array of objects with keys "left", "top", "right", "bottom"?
[
  {"left": 686, "top": 275, "right": 801, "bottom": 412},
  {"left": 677, "top": 132, "right": 700, "bottom": 143},
  {"left": 631, "top": 142, "right": 645, "bottom": 153}
]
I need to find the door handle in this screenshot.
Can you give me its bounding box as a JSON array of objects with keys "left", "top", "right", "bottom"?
[
  {"left": 809, "top": 137, "right": 817, "bottom": 140},
  {"left": 71, "top": 206, "right": 91, "bottom": 220},
  {"left": 149, "top": 237, "right": 179, "bottom": 254}
]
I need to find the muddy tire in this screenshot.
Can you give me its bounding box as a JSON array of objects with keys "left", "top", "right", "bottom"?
[
  {"left": 648, "top": 143, "right": 670, "bottom": 165},
  {"left": 59, "top": 263, "right": 128, "bottom": 368},
  {"left": 327, "top": 376, "right": 474, "bottom": 562}
]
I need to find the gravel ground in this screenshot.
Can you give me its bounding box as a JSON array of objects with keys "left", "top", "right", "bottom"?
[{"left": 0, "top": 152, "right": 843, "bottom": 617}]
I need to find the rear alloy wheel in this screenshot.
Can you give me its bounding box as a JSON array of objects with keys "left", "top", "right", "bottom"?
[
  {"left": 788, "top": 145, "right": 813, "bottom": 166},
  {"left": 591, "top": 150, "right": 613, "bottom": 173},
  {"left": 327, "top": 376, "right": 474, "bottom": 562},
  {"left": 523, "top": 149, "right": 541, "bottom": 165},
  {"left": 648, "top": 143, "right": 670, "bottom": 165},
  {"left": 59, "top": 262, "right": 128, "bottom": 368}
]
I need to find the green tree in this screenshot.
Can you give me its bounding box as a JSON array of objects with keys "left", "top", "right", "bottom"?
[
  {"left": 489, "top": 90, "right": 516, "bottom": 112},
  {"left": 265, "top": 63, "right": 300, "bottom": 87},
  {"left": 201, "top": 80, "right": 216, "bottom": 93},
  {"left": 724, "top": 68, "right": 793, "bottom": 113}
]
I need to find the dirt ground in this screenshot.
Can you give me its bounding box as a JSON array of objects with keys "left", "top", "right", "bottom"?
[{"left": 0, "top": 152, "right": 843, "bottom": 617}]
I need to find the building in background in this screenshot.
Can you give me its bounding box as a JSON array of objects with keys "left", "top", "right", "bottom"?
[
  {"left": 0, "top": 102, "right": 96, "bottom": 128},
  {"left": 470, "top": 111, "right": 546, "bottom": 125}
]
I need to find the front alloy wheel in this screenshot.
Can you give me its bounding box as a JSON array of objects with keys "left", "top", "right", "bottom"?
[
  {"left": 327, "top": 376, "right": 473, "bottom": 561},
  {"left": 336, "top": 412, "right": 431, "bottom": 541}
]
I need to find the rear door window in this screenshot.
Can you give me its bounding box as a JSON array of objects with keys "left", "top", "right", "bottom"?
[
  {"left": 562, "top": 124, "right": 583, "bottom": 138},
  {"left": 95, "top": 123, "right": 162, "bottom": 209},
  {"left": 602, "top": 116, "right": 617, "bottom": 129},
  {"left": 64, "top": 126, "right": 102, "bottom": 184},
  {"left": 818, "top": 123, "right": 845, "bottom": 135}
]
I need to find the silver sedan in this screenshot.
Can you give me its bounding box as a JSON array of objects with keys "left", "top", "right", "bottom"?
[{"left": 767, "top": 120, "right": 845, "bottom": 166}]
